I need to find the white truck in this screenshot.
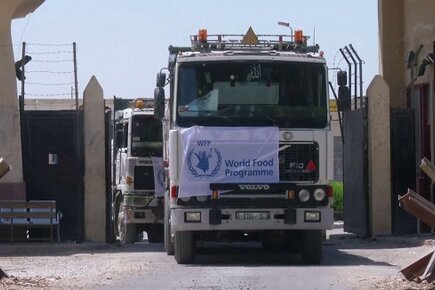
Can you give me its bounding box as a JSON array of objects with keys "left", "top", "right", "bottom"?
[
  {"left": 112, "top": 99, "right": 164, "bottom": 244},
  {"left": 154, "top": 27, "right": 339, "bottom": 264}
]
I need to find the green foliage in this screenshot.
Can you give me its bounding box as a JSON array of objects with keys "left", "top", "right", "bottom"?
[{"left": 330, "top": 181, "right": 343, "bottom": 213}]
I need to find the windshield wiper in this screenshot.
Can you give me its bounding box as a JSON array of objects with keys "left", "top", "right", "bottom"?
[
  {"left": 212, "top": 114, "right": 236, "bottom": 124},
  {"left": 263, "top": 116, "right": 281, "bottom": 125}
]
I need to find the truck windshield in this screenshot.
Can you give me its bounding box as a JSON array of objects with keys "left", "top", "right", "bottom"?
[
  {"left": 176, "top": 61, "right": 328, "bottom": 128},
  {"left": 131, "top": 115, "right": 162, "bottom": 157}
]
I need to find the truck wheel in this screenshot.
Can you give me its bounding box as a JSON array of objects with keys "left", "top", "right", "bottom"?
[
  {"left": 164, "top": 219, "right": 174, "bottom": 254},
  {"left": 302, "top": 230, "right": 323, "bottom": 264},
  {"left": 164, "top": 196, "right": 174, "bottom": 255},
  {"left": 113, "top": 192, "right": 122, "bottom": 237},
  {"left": 136, "top": 230, "right": 144, "bottom": 242},
  {"left": 117, "top": 204, "right": 137, "bottom": 244},
  {"left": 147, "top": 225, "right": 164, "bottom": 243},
  {"left": 174, "top": 231, "right": 195, "bottom": 264}
]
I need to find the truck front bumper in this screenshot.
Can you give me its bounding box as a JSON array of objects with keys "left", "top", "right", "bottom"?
[
  {"left": 171, "top": 207, "right": 333, "bottom": 231},
  {"left": 124, "top": 207, "right": 163, "bottom": 224}
]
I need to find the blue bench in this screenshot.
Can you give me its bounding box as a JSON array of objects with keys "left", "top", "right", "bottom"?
[{"left": 0, "top": 200, "right": 61, "bottom": 244}]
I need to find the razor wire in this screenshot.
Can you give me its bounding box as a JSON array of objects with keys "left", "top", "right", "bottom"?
[{"left": 19, "top": 42, "right": 77, "bottom": 99}]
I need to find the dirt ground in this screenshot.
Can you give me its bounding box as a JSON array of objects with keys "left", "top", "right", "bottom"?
[
  {"left": 0, "top": 231, "right": 434, "bottom": 290},
  {"left": 0, "top": 242, "right": 158, "bottom": 289}
]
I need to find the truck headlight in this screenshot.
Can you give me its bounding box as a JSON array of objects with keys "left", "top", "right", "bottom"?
[
  {"left": 180, "top": 196, "right": 191, "bottom": 202},
  {"left": 196, "top": 195, "right": 208, "bottom": 202},
  {"left": 313, "top": 188, "right": 326, "bottom": 201},
  {"left": 298, "top": 189, "right": 310, "bottom": 202}
]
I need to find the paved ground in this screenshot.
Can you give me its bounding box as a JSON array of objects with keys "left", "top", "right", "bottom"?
[{"left": 0, "top": 227, "right": 434, "bottom": 289}]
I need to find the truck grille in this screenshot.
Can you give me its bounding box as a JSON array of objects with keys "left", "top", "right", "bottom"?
[
  {"left": 134, "top": 166, "right": 154, "bottom": 190},
  {"left": 279, "top": 143, "right": 319, "bottom": 182}
]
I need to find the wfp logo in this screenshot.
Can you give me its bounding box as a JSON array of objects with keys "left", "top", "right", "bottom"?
[
  {"left": 187, "top": 141, "right": 222, "bottom": 177},
  {"left": 157, "top": 168, "right": 165, "bottom": 187}
]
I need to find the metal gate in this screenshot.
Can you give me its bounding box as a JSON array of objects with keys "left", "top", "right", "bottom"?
[
  {"left": 391, "top": 109, "right": 417, "bottom": 235},
  {"left": 343, "top": 109, "right": 369, "bottom": 237},
  {"left": 22, "top": 110, "right": 84, "bottom": 241}
]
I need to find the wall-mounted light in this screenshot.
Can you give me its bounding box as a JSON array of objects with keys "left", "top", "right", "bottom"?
[
  {"left": 425, "top": 53, "right": 434, "bottom": 64},
  {"left": 405, "top": 50, "right": 415, "bottom": 68},
  {"left": 416, "top": 53, "right": 435, "bottom": 77},
  {"left": 15, "top": 55, "right": 32, "bottom": 81},
  {"left": 417, "top": 58, "right": 431, "bottom": 77}
]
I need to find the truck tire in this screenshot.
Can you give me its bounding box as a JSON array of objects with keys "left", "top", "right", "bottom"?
[
  {"left": 164, "top": 218, "right": 174, "bottom": 254},
  {"left": 136, "top": 230, "right": 144, "bottom": 242},
  {"left": 147, "top": 225, "right": 164, "bottom": 243},
  {"left": 164, "top": 195, "right": 174, "bottom": 255},
  {"left": 174, "top": 231, "right": 195, "bottom": 264},
  {"left": 113, "top": 191, "right": 122, "bottom": 237},
  {"left": 302, "top": 230, "right": 323, "bottom": 264},
  {"left": 118, "top": 203, "right": 137, "bottom": 244}
]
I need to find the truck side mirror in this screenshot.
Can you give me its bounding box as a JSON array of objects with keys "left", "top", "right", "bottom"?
[
  {"left": 115, "top": 130, "right": 124, "bottom": 148},
  {"left": 337, "top": 71, "right": 347, "bottom": 86},
  {"left": 336, "top": 70, "right": 351, "bottom": 111},
  {"left": 154, "top": 87, "right": 165, "bottom": 119},
  {"left": 156, "top": 72, "right": 166, "bottom": 88},
  {"left": 338, "top": 86, "right": 351, "bottom": 111}
]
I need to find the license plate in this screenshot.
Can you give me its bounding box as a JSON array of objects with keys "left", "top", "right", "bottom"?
[{"left": 235, "top": 211, "right": 270, "bottom": 220}]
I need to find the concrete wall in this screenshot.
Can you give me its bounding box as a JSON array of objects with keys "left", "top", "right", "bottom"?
[
  {"left": 379, "top": 0, "right": 435, "bottom": 139},
  {"left": 379, "top": 0, "right": 435, "bottom": 205},
  {"left": 403, "top": 0, "right": 435, "bottom": 87},
  {"left": 0, "top": 0, "right": 44, "bottom": 183},
  {"left": 403, "top": 0, "right": 435, "bottom": 167},
  {"left": 367, "top": 75, "right": 391, "bottom": 236},
  {"left": 378, "top": 0, "right": 435, "bottom": 234},
  {"left": 83, "top": 77, "right": 106, "bottom": 242},
  {"left": 378, "top": 0, "right": 405, "bottom": 108}
]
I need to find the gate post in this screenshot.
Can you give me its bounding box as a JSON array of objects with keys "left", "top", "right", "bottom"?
[
  {"left": 0, "top": 0, "right": 44, "bottom": 183},
  {"left": 83, "top": 76, "right": 106, "bottom": 242},
  {"left": 367, "top": 75, "right": 392, "bottom": 236}
]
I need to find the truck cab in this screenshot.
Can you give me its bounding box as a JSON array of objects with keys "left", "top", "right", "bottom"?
[{"left": 155, "top": 28, "right": 335, "bottom": 264}]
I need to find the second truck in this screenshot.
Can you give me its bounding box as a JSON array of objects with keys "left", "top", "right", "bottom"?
[{"left": 112, "top": 99, "right": 165, "bottom": 244}]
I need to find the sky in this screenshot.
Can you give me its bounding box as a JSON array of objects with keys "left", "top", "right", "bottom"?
[{"left": 10, "top": 0, "right": 379, "bottom": 100}]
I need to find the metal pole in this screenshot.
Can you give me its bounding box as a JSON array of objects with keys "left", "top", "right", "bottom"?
[
  {"left": 112, "top": 95, "right": 117, "bottom": 187},
  {"left": 345, "top": 46, "right": 358, "bottom": 109},
  {"left": 349, "top": 44, "right": 363, "bottom": 108},
  {"left": 73, "top": 42, "right": 79, "bottom": 111},
  {"left": 20, "top": 42, "right": 26, "bottom": 113},
  {"left": 72, "top": 42, "right": 81, "bottom": 202},
  {"left": 339, "top": 48, "right": 353, "bottom": 109},
  {"left": 19, "top": 42, "right": 26, "bottom": 181}
]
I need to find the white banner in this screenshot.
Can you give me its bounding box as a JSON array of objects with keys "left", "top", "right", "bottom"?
[
  {"left": 179, "top": 126, "right": 279, "bottom": 197},
  {"left": 151, "top": 157, "right": 165, "bottom": 197}
]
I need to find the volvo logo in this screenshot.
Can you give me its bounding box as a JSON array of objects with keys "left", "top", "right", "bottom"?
[{"left": 238, "top": 184, "right": 270, "bottom": 190}]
